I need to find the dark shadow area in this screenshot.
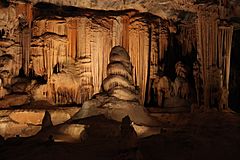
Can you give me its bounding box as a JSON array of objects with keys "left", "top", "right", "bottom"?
[
  {"left": 144, "top": 31, "right": 197, "bottom": 108},
  {"left": 229, "top": 29, "right": 240, "bottom": 112},
  {"left": 33, "top": 2, "right": 161, "bottom": 23},
  {"left": 0, "top": 0, "right": 9, "bottom": 8},
  {"left": 34, "top": 2, "right": 138, "bottom": 19},
  {"left": 0, "top": 29, "right": 5, "bottom": 39},
  {"left": 1, "top": 113, "right": 240, "bottom": 160},
  {"left": 18, "top": 67, "right": 47, "bottom": 84}
]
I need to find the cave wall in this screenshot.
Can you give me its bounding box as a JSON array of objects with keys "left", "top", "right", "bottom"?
[
  {"left": 0, "top": 2, "right": 33, "bottom": 88},
  {"left": 31, "top": 11, "right": 172, "bottom": 105},
  {"left": 0, "top": 2, "right": 175, "bottom": 105},
  {"left": 195, "top": 5, "right": 234, "bottom": 109},
  {"left": 0, "top": 1, "right": 238, "bottom": 109}
]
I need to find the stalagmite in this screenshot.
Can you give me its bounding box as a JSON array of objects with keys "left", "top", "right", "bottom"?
[
  {"left": 29, "top": 10, "right": 170, "bottom": 105},
  {"left": 102, "top": 75, "right": 136, "bottom": 92},
  {"left": 153, "top": 76, "right": 172, "bottom": 107},
  {"left": 107, "top": 62, "right": 133, "bottom": 82},
  {"left": 102, "top": 46, "right": 138, "bottom": 101},
  {"left": 193, "top": 61, "right": 201, "bottom": 106},
  {"left": 1, "top": 0, "right": 237, "bottom": 111},
  {"left": 109, "top": 87, "right": 139, "bottom": 101}
]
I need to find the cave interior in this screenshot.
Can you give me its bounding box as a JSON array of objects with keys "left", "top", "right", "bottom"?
[
  {"left": 1, "top": 0, "right": 239, "bottom": 110},
  {"left": 1, "top": 0, "right": 240, "bottom": 159}
]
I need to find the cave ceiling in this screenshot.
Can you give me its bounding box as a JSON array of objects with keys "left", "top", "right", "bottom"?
[{"left": 5, "top": 0, "right": 239, "bottom": 22}]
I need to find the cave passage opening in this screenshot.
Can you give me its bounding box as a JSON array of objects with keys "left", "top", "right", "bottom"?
[{"left": 144, "top": 32, "right": 198, "bottom": 108}]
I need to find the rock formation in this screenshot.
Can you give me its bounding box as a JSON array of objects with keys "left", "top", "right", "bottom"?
[
  {"left": 0, "top": 107, "right": 80, "bottom": 138},
  {"left": 102, "top": 46, "right": 139, "bottom": 101},
  {"left": 0, "top": 0, "right": 240, "bottom": 152},
  {"left": 173, "top": 61, "right": 190, "bottom": 100},
  {"left": 73, "top": 46, "right": 159, "bottom": 126},
  {"left": 0, "top": 0, "right": 239, "bottom": 112}
]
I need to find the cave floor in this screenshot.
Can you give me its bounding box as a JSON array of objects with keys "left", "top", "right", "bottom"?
[{"left": 1, "top": 112, "right": 240, "bottom": 160}]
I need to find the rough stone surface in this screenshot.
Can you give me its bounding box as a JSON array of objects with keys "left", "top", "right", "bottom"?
[
  {"left": 73, "top": 98, "right": 159, "bottom": 126},
  {"left": 132, "top": 124, "right": 160, "bottom": 138},
  {"left": 58, "top": 124, "right": 87, "bottom": 140},
  {"left": 0, "top": 94, "right": 30, "bottom": 108},
  {"left": 11, "top": 79, "right": 37, "bottom": 93},
  {"left": 0, "top": 110, "right": 12, "bottom": 117},
  {"left": 0, "top": 121, "right": 41, "bottom": 138},
  {"left": 62, "top": 108, "right": 81, "bottom": 117},
  {"left": 48, "top": 110, "right": 71, "bottom": 126},
  {"left": 9, "top": 110, "right": 45, "bottom": 125},
  {"left": 72, "top": 99, "right": 105, "bottom": 119},
  {"left": 0, "top": 107, "right": 80, "bottom": 138},
  {"left": 0, "top": 121, "right": 28, "bottom": 138},
  {"left": 103, "top": 101, "right": 159, "bottom": 126},
  {"left": 20, "top": 125, "right": 42, "bottom": 137},
  {"left": 27, "top": 0, "right": 202, "bottom": 19},
  {"left": 0, "top": 0, "right": 239, "bottom": 110},
  {"left": 0, "top": 116, "right": 11, "bottom": 123}
]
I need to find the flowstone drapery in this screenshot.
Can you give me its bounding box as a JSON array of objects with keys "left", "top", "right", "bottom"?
[{"left": 196, "top": 9, "right": 234, "bottom": 110}]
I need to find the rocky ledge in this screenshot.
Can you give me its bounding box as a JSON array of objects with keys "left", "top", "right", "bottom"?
[{"left": 0, "top": 107, "right": 80, "bottom": 138}]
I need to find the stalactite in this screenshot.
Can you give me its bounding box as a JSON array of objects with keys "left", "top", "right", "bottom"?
[
  {"left": 150, "top": 23, "right": 159, "bottom": 79},
  {"left": 159, "top": 25, "right": 168, "bottom": 62},
  {"left": 121, "top": 15, "right": 129, "bottom": 51},
  {"left": 218, "top": 26, "right": 234, "bottom": 90},
  {"left": 196, "top": 8, "right": 233, "bottom": 109},
  {"left": 196, "top": 12, "right": 214, "bottom": 108},
  {"left": 129, "top": 20, "right": 149, "bottom": 104},
  {"left": 77, "top": 17, "right": 87, "bottom": 58},
  {"left": 112, "top": 16, "right": 122, "bottom": 47},
  {"left": 16, "top": 2, "right": 33, "bottom": 76},
  {"left": 21, "top": 27, "right": 31, "bottom": 76},
  {"left": 178, "top": 23, "right": 196, "bottom": 56},
  {"left": 27, "top": 9, "right": 176, "bottom": 106},
  {"left": 67, "top": 18, "right": 77, "bottom": 60},
  {"left": 31, "top": 30, "right": 68, "bottom": 77}
]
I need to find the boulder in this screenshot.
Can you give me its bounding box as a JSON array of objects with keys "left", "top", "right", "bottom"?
[
  {"left": 9, "top": 110, "right": 45, "bottom": 125},
  {"left": 20, "top": 125, "right": 42, "bottom": 137},
  {"left": 62, "top": 107, "right": 81, "bottom": 117},
  {"left": 72, "top": 99, "right": 104, "bottom": 120},
  {"left": 58, "top": 124, "right": 87, "bottom": 140},
  {"left": 132, "top": 124, "right": 160, "bottom": 138},
  {"left": 0, "top": 121, "right": 34, "bottom": 138},
  {"left": 48, "top": 110, "right": 71, "bottom": 126}
]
